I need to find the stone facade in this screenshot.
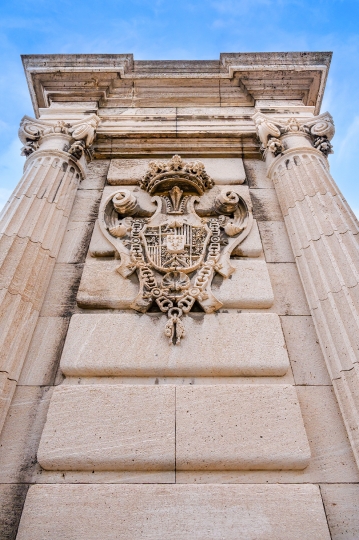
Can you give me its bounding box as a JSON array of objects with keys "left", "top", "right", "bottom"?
[{"left": 1, "top": 52, "right": 359, "bottom": 539}]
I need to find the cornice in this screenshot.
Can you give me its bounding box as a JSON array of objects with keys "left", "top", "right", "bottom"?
[{"left": 22, "top": 52, "right": 332, "bottom": 117}]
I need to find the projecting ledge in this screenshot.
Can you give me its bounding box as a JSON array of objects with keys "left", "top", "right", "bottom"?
[{"left": 60, "top": 312, "right": 289, "bottom": 377}]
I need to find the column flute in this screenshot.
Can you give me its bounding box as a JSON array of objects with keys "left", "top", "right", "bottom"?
[
  {"left": 253, "top": 110, "right": 359, "bottom": 466},
  {"left": 0, "top": 113, "right": 100, "bottom": 433}
]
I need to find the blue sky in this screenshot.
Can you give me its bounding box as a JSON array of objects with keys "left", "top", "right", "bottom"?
[{"left": 0, "top": 0, "right": 358, "bottom": 215}]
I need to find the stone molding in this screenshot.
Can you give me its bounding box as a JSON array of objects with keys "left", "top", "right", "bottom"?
[{"left": 255, "top": 111, "right": 359, "bottom": 468}]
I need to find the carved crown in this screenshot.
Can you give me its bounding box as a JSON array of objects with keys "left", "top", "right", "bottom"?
[{"left": 139, "top": 155, "right": 214, "bottom": 195}]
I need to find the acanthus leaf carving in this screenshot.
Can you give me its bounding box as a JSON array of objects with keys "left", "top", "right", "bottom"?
[{"left": 97, "top": 156, "right": 253, "bottom": 344}]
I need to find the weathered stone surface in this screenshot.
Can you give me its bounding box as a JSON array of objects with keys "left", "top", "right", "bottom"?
[
  {"left": 40, "top": 263, "right": 83, "bottom": 317},
  {"left": 37, "top": 385, "right": 175, "bottom": 471},
  {"left": 320, "top": 484, "right": 359, "bottom": 540},
  {"left": 0, "top": 386, "right": 53, "bottom": 483},
  {"left": 107, "top": 157, "right": 246, "bottom": 185},
  {"left": 79, "top": 159, "right": 110, "bottom": 190},
  {"left": 231, "top": 219, "right": 263, "bottom": 257},
  {"left": 19, "top": 317, "right": 70, "bottom": 385},
  {"left": 60, "top": 313, "right": 289, "bottom": 377},
  {"left": 57, "top": 221, "right": 94, "bottom": 263},
  {"left": 280, "top": 316, "right": 331, "bottom": 385},
  {"left": 17, "top": 484, "right": 331, "bottom": 540},
  {"left": 296, "top": 386, "right": 359, "bottom": 482},
  {"left": 258, "top": 221, "right": 294, "bottom": 262},
  {"left": 250, "top": 189, "right": 283, "bottom": 221},
  {"left": 0, "top": 484, "right": 29, "bottom": 540},
  {"left": 67, "top": 189, "right": 102, "bottom": 222},
  {"left": 0, "top": 235, "right": 55, "bottom": 309},
  {"left": 0, "top": 373, "right": 16, "bottom": 435},
  {"left": 77, "top": 258, "right": 274, "bottom": 309},
  {"left": 0, "top": 290, "right": 39, "bottom": 380},
  {"left": 267, "top": 262, "right": 310, "bottom": 315},
  {"left": 176, "top": 384, "right": 310, "bottom": 470},
  {"left": 212, "top": 259, "right": 274, "bottom": 308},
  {"left": 244, "top": 159, "right": 273, "bottom": 188}
]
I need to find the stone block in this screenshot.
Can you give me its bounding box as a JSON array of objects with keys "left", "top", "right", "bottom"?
[
  {"left": 0, "top": 484, "right": 29, "bottom": 540},
  {"left": 79, "top": 159, "right": 110, "bottom": 190},
  {"left": 176, "top": 385, "right": 310, "bottom": 470},
  {"left": 57, "top": 221, "right": 94, "bottom": 263},
  {"left": 19, "top": 317, "right": 70, "bottom": 385},
  {"left": 267, "top": 262, "right": 310, "bottom": 315},
  {"left": 77, "top": 258, "right": 274, "bottom": 310},
  {"left": 0, "top": 386, "right": 53, "bottom": 483},
  {"left": 320, "top": 484, "right": 359, "bottom": 540},
  {"left": 37, "top": 385, "right": 175, "bottom": 471},
  {"left": 68, "top": 189, "right": 102, "bottom": 222},
  {"left": 212, "top": 259, "right": 274, "bottom": 308},
  {"left": 17, "top": 484, "right": 331, "bottom": 540},
  {"left": 258, "top": 221, "right": 294, "bottom": 262},
  {"left": 250, "top": 188, "right": 283, "bottom": 221},
  {"left": 107, "top": 157, "right": 246, "bottom": 185},
  {"left": 231, "top": 219, "right": 263, "bottom": 257},
  {"left": 40, "top": 263, "right": 83, "bottom": 317},
  {"left": 296, "top": 386, "right": 359, "bottom": 483},
  {"left": 244, "top": 159, "right": 274, "bottom": 188},
  {"left": 280, "top": 316, "right": 331, "bottom": 385},
  {"left": 60, "top": 313, "right": 289, "bottom": 377}
]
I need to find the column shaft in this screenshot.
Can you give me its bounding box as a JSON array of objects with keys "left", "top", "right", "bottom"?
[
  {"left": 269, "top": 147, "right": 359, "bottom": 465},
  {"left": 0, "top": 149, "right": 81, "bottom": 433}
]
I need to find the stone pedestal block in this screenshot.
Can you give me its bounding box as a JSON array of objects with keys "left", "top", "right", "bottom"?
[
  {"left": 37, "top": 385, "right": 175, "bottom": 471},
  {"left": 17, "top": 484, "right": 331, "bottom": 540},
  {"left": 60, "top": 312, "right": 289, "bottom": 377}
]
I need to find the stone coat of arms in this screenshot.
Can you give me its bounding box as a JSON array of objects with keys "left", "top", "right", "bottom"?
[{"left": 99, "top": 155, "right": 253, "bottom": 344}]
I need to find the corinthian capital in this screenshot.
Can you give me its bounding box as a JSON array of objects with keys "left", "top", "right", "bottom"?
[{"left": 252, "top": 111, "right": 335, "bottom": 158}]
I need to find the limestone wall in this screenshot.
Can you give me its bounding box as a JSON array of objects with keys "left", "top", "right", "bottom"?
[{"left": 1, "top": 155, "right": 358, "bottom": 539}]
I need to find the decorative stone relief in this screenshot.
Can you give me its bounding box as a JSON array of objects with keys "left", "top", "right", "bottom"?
[
  {"left": 253, "top": 112, "right": 335, "bottom": 157},
  {"left": 97, "top": 155, "right": 253, "bottom": 344},
  {"left": 18, "top": 114, "right": 100, "bottom": 159}
]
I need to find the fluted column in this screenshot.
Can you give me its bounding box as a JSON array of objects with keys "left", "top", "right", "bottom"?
[
  {"left": 253, "top": 110, "right": 359, "bottom": 466},
  {"left": 0, "top": 113, "right": 100, "bottom": 433}
]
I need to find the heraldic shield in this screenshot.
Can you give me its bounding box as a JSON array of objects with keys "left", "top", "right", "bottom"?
[{"left": 99, "top": 155, "right": 253, "bottom": 345}]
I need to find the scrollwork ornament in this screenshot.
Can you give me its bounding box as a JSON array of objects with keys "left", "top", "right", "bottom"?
[{"left": 97, "top": 156, "right": 253, "bottom": 344}]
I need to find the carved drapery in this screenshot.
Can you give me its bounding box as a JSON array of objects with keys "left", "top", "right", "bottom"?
[
  {"left": 253, "top": 111, "right": 359, "bottom": 467},
  {"left": 0, "top": 114, "right": 100, "bottom": 434}
]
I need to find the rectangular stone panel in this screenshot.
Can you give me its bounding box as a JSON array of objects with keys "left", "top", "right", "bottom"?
[
  {"left": 176, "top": 385, "right": 310, "bottom": 470},
  {"left": 77, "top": 258, "right": 274, "bottom": 309},
  {"left": 60, "top": 313, "right": 289, "bottom": 377},
  {"left": 17, "top": 484, "right": 330, "bottom": 540},
  {"left": 37, "top": 385, "right": 175, "bottom": 471},
  {"left": 107, "top": 157, "right": 246, "bottom": 185}
]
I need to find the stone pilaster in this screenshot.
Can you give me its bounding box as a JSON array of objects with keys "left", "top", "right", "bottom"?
[
  {"left": 0, "top": 114, "right": 100, "bottom": 433},
  {"left": 253, "top": 110, "right": 359, "bottom": 466}
]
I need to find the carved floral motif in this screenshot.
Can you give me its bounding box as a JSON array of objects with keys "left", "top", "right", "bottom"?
[{"left": 98, "top": 156, "right": 253, "bottom": 344}]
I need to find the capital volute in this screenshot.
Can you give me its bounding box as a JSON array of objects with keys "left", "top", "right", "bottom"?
[
  {"left": 252, "top": 111, "right": 335, "bottom": 159},
  {"left": 18, "top": 113, "right": 100, "bottom": 160}
]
